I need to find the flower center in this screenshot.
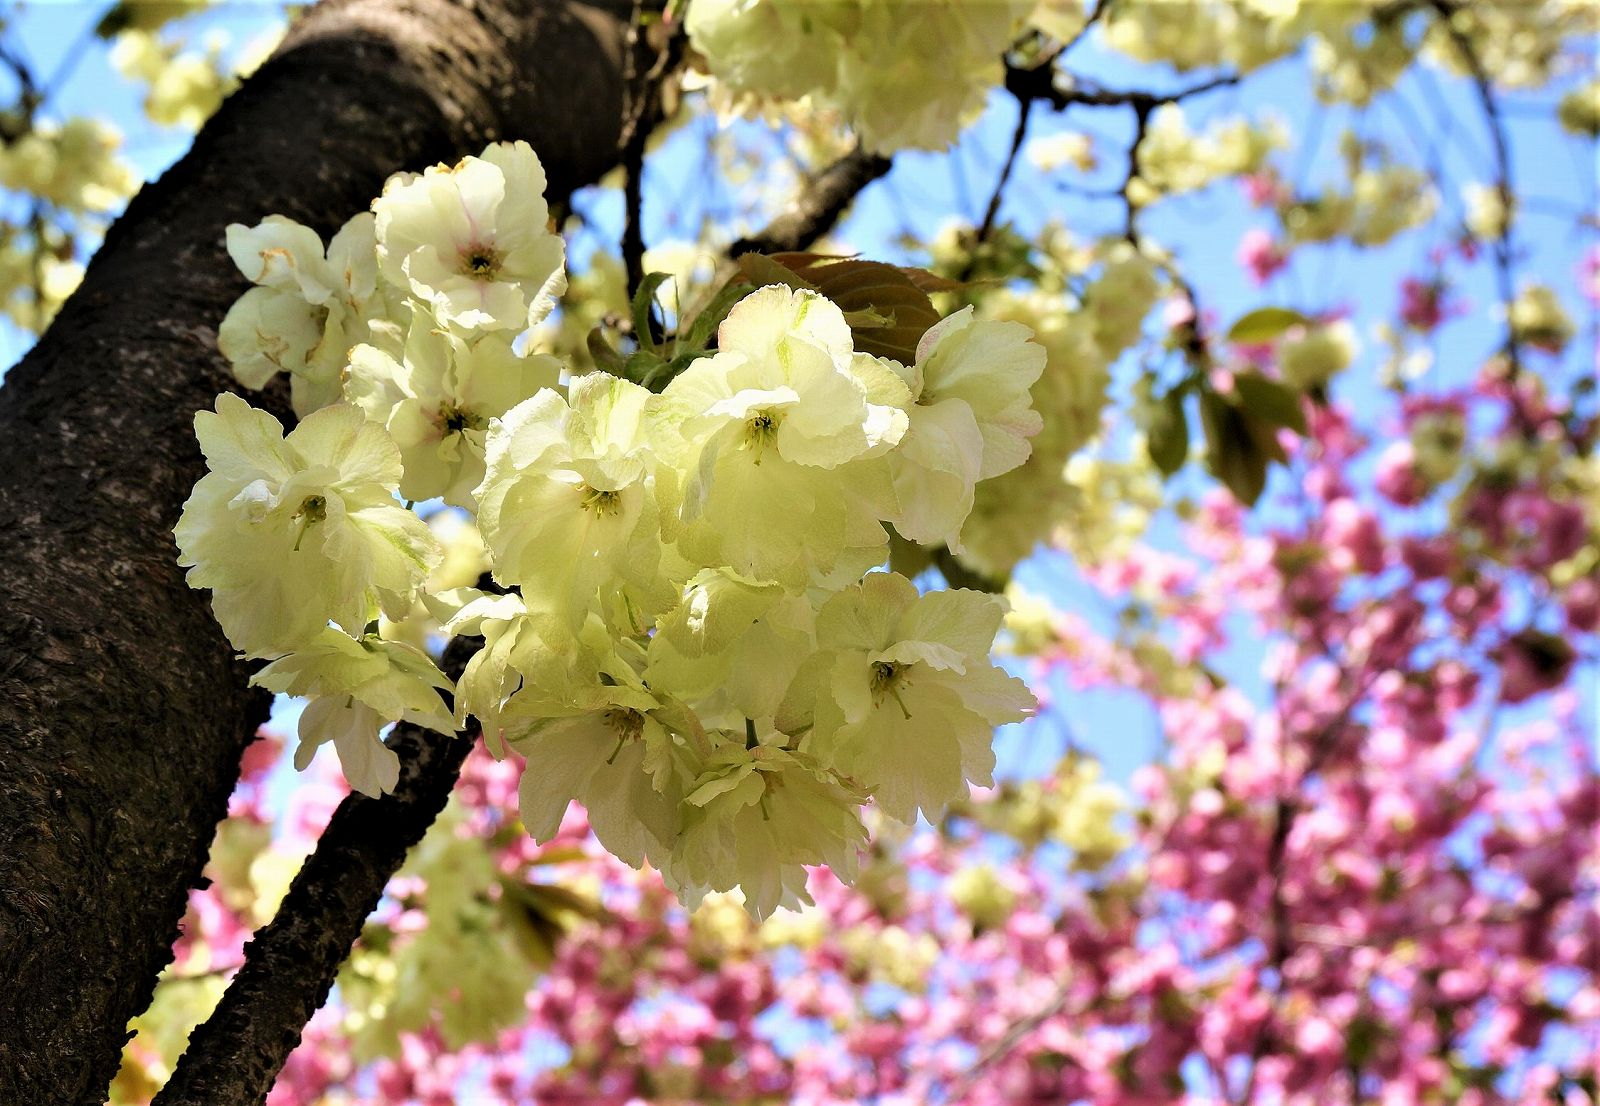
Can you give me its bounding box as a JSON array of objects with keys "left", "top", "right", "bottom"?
[
  {"left": 292, "top": 494, "right": 327, "bottom": 552},
  {"left": 440, "top": 403, "right": 485, "bottom": 434},
  {"left": 603, "top": 707, "right": 644, "bottom": 740},
  {"left": 460, "top": 245, "right": 502, "bottom": 281},
  {"left": 602, "top": 707, "right": 646, "bottom": 764},
  {"left": 870, "top": 660, "right": 913, "bottom": 720},
  {"left": 580, "top": 485, "right": 623, "bottom": 516},
  {"left": 741, "top": 409, "right": 782, "bottom": 461}
]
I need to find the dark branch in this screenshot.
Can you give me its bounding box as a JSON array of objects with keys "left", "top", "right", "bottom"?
[
  {"left": 621, "top": 123, "right": 650, "bottom": 301},
  {"left": 973, "top": 95, "right": 1035, "bottom": 257},
  {"left": 1428, "top": 0, "right": 1522, "bottom": 377},
  {"left": 151, "top": 643, "right": 482, "bottom": 1106},
  {"left": 1006, "top": 62, "right": 1239, "bottom": 112},
  {"left": 618, "top": 0, "right": 683, "bottom": 304},
  {"left": 1000, "top": 59, "right": 1237, "bottom": 246},
  {"left": 732, "top": 146, "right": 893, "bottom": 256},
  {"left": 1122, "top": 99, "right": 1155, "bottom": 241}
]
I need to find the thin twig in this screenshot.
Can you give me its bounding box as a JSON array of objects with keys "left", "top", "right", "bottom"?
[
  {"left": 970, "top": 95, "right": 1035, "bottom": 261},
  {"left": 44, "top": 12, "right": 99, "bottom": 98},
  {"left": 1000, "top": 59, "right": 1236, "bottom": 248},
  {"left": 1122, "top": 99, "right": 1155, "bottom": 241},
  {"left": 616, "top": 0, "right": 686, "bottom": 308},
  {"left": 619, "top": 0, "right": 651, "bottom": 300},
  {"left": 1237, "top": 660, "right": 1381, "bottom": 1104},
  {"left": 622, "top": 123, "right": 650, "bottom": 303},
  {"left": 942, "top": 979, "right": 1076, "bottom": 1103},
  {"left": 1428, "top": 0, "right": 1522, "bottom": 377}
]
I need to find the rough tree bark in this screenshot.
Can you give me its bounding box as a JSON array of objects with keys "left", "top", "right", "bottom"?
[
  {"left": 0, "top": 2, "right": 637, "bottom": 1101},
  {"left": 152, "top": 639, "right": 484, "bottom": 1106}
]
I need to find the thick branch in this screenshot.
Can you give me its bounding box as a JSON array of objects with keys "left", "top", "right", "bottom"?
[
  {"left": 733, "top": 146, "right": 893, "bottom": 256},
  {"left": 0, "top": 2, "right": 638, "bottom": 1102},
  {"left": 152, "top": 640, "right": 482, "bottom": 1106}
]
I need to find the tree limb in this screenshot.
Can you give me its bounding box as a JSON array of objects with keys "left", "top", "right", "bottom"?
[
  {"left": 152, "top": 637, "right": 482, "bottom": 1106},
  {"left": 733, "top": 146, "right": 893, "bottom": 256}
]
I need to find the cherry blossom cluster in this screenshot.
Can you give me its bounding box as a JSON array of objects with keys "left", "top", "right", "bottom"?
[{"left": 175, "top": 140, "right": 1042, "bottom": 918}]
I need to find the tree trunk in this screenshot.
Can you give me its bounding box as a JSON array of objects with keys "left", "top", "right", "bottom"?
[{"left": 0, "top": 2, "right": 635, "bottom": 1100}]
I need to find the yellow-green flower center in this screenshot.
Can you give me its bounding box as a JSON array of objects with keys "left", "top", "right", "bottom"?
[
  {"left": 603, "top": 707, "right": 644, "bottom": 740},
  {"left": 292, "top": 495, "right": 327, "bottom": 551},
  {"left": 580, "top": 485, "right": 623, "bottom": 516},
  {"left": 870, "top": 660, "right": 912, "bottom": 720},
  {"left": 460, "top": 245, "right": 503, "bottom": 281},
  {"left": 602, "top": 707, "right": 646, "bottom": 764},
  {"left": 440, "top": 403, "right": 486, "bottom": 434},
  {"left": 741, "top": 409, "right": 782, "bottom": 460}
]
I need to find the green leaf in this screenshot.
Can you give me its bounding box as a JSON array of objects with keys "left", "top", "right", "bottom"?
[
  {"left": 1145, "top": 388, "right": 1190, "bottom": 476},
  {"left": 586, "top": 326, "right": 627, "bottom": 376},
  {"left": 1225, "top": 306, "right": 1310, "bottom": 344},
  {"left": 1252, "top": 412, "right": 1289, "bottom": 465},
  {"left": 1232, "top": 371, "right": 1307, "bottom": 434},
  {"left": 1200, "top": 391, "right": 1270, "bottom": 505},
  {"left": 736, "top": 253, "right": 817, "bottom": 293},
  {"left": 677, "top": 279, "right": 754, "bottom": 356},
  {"left": 623, "top": 347, "right": 671, "bottom": 391},
  {"left": 629, "top": 271, "right": 673, "bottom": 353}
]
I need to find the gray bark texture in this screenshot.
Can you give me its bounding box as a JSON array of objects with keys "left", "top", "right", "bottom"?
[{"left": 0, "top": 1, "right": 636, "bottom": 1101}]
